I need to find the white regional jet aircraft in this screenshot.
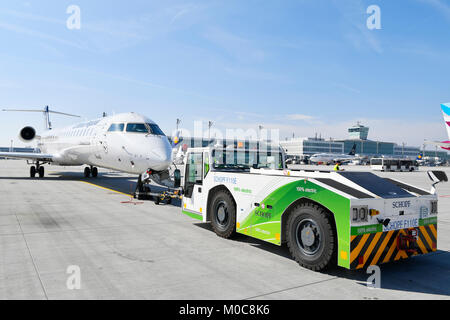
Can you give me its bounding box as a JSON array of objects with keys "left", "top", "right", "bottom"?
[
  {"left": 309, "top": 143, "right": 358, "bottom": 165},
  {"left": 0, "top": 107, "right": 173, "bottom": 189}
]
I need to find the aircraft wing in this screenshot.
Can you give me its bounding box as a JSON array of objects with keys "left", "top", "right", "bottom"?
[
  {"left": 424, "top": 140, "right": 450, "bottom": 148},
  {"left": 0, "top": 152, "right": 53, "bottom": 161}
]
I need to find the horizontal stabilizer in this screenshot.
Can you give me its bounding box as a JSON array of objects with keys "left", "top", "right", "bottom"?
[{"left": 424, "top": 140, "right": 450, "bottom": 150}]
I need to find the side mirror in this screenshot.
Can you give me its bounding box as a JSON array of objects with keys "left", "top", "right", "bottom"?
[
  {"left": 428, "top": 171, "right": 448, "bottom": 183},
  {"left": 174, "top": 169, "right": 181, "bottom": 189},
  {"left": 428, "top": 170, "right": 448, "bottom": 194}
]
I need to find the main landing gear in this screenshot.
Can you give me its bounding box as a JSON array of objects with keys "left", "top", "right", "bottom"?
[
  {"left": 84, "top": 166, "right": 99, "bottom": 178},
  {"left": 30, "top": 162, "right": 45, "bottom": 178}
]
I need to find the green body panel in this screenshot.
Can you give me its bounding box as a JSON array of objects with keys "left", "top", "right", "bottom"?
[
  {"left": 420, "top": 217, "right": 437, "bottom": 226},
  {"left": 182, "top": 209, "right": 203, "bottom": 221},
  {"left": 351, "top": 224, "right": 383, "bottom": 236},
  {"left": 236, "top": 179, "right": 351, "bottom": 268}
]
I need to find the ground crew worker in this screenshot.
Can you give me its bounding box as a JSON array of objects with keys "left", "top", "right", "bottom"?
[{"left": 334, "top": 161, "right": 343, "bottom": 171}]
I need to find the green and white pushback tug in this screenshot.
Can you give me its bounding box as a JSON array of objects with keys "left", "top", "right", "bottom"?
[{"left": 181, "top": 145, "right": 447, "bottom": 271}]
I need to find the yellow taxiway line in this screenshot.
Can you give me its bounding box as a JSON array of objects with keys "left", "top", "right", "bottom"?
[{"left": 81, "top": 181, "right": 133, "bottom": 197}]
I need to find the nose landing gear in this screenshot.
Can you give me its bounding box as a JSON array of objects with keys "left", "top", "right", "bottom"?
[{"left": 133, "top": 173, "right": 182, "bottom": 204}]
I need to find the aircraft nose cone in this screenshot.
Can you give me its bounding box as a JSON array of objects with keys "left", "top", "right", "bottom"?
[{"left": 148, "top": 137, "right": 173, "bottom": 171}]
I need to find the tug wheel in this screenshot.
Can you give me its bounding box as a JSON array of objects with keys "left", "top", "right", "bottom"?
[
  {"left": 210, "top": 190, "right": 236, "bottom": 239},
  {"left": 286, "top": 202, "right": 337, "bottom": 271}
]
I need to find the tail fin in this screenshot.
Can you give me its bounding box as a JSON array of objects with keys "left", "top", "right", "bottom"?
[
  {"left": 171, "top": 130, "right": 182, "bottom": 148},
  {"left": 442, "top": 103, "right": 450, "bottom": 140},
  {"left": 417, "top": 152, "right": 424, "bottom": 161},
  {"left": 348, "top": 143, "right": 357, "bottom": 156},
  {"left": 2, "top": 106, "right": 80, "bottom": 130}
]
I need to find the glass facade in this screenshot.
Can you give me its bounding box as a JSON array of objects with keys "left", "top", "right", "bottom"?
[{"left": 339, "top": 140, "right": 395, "bottom": 156}]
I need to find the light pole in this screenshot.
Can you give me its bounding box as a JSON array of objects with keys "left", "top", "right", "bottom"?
[{"left": 208, "top": 121, "right": 213, "bottom": 142}]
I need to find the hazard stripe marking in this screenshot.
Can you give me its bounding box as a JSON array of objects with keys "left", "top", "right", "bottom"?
[
  {"left": 383, "top": 230, "right": 400, "bottom": 263},
  {"left": 424, "top": 225, "right": 436, "bottom": 245},
  {"left": 369, "top": 231, "right": 393, "bottom": 267},
  {"left": 350, "top": 233, "right": 370, "bottom": 264},
  {"left": 358, "top": 232, "right": 382, "bottom": 269},
  {"left": 420, "top": 226, "right": 434, "bottom": 250},
  {"left": 349, "top": 225, "right": 437, "bottom": 269},
  {"left": 416, "top": 237, "right": 428, "bottom": 255}
]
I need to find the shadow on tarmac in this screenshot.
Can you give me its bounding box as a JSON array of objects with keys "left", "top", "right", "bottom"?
[
  {"left": 193, "top": 222, "right": 450, "bottom": 297},
  {"left": 0, "top": 171, "right": 182, "bottom": 205}
]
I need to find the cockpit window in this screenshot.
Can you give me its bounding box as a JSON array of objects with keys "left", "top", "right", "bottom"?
[
  {"left": 148, "top": 124, "right": 165, "bottom": 136},
  {"left": 126, "top": 123, "right": 148, "bottom": 133},
  {"left": 108, "top": 123, "right": 124, "bottom": 132},
  {"left": 125, "top": 123, "right": 166, "bottom": 136}
]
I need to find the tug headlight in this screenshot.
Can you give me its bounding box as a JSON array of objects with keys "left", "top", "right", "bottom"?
[
  {"left": 431, "top": 201, "right": 438, "bottom": 214},
  {"left": 359, "top": 207, "right": 367, "bottom": 221},
  {"left": 351, "top": 206, "right": 369, "bottom": 222},
  {"left": 352, "top": 208, "right": 359, "bottom": 221}
]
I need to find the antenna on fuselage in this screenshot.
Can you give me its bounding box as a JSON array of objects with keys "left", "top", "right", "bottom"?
[{"left": 2, "top": 106, "right": 81, "bottom": 130}]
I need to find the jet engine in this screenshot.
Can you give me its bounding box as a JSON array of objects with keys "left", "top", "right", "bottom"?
[{"left": 19, "top": 126, "right": 37, "bottom": 143}]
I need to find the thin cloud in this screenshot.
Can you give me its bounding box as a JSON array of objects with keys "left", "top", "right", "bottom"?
[
  {"left": 285, "top": 114, "right": 315, "bottom": 121},
  {"left": 0, "top": 21, "right": 88, "bottom": 51},
  {"left": 203, "top": 28, "right": 267, "bottom": 63},
  {"left": 417, "top": 0, "right": 450, "bottom": 21}
]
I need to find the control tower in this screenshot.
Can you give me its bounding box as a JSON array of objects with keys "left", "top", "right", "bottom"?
[{"left": 348, "top": 122, "right": 369, "bottom": 140}]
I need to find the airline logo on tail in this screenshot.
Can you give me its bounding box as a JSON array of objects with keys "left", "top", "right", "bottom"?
[
  {"left": 441, "top": 103, "right": 450, "bottom": 150},
  {"left": 171, "top": 130, "right": 183, "bottom": 148},
  {"left": 442, "top": 103, "right": 450, "bottom": 135},
  {"left": 417, "top": 152, "right": 424, "bottom": 161}
]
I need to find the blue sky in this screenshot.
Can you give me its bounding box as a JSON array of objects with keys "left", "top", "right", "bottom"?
[{"left": 0, "top": 0, "right": 449, "bottom": 150}]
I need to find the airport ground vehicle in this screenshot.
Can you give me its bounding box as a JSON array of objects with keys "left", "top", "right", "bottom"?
[
  {"left": 181, "top": 145, "right": 445, "bottom": 271},
  {"left": 370, "top": 158, "right": 419, "bottom": 172}
]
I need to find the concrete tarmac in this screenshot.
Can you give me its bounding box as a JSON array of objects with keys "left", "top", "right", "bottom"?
[{"left": 0, "top": 160, "right": 449, "bottom": 300}]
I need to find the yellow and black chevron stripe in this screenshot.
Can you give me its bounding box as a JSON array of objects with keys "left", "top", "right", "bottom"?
[{"left": 350, "top": 224, "right": 437, "bottom": 270}]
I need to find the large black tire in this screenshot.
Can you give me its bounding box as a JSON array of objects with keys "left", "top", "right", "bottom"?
[
  {"left": 30, "top": 166, "right": 36, "bottom": 178},
  {"left": 92, "top": 167, "right": 98, "bottom": 178},
  {"left": 38, "top": 166, "right": 45, "bottom": 178},
  {"left": 286, "top": 203, "right": 337, "bottom": 271},
  {"left": 84, "top": 167, "right": 91, "bottom": 178},
  {"left": 210, "top": 190, "right": 236, "bottom": 239}
]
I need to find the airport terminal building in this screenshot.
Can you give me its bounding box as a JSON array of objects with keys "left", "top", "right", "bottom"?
[{"left": 280, "top": 123, "right": 449, "bottom": 162}]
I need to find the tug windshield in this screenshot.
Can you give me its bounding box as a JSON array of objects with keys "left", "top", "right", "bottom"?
[{"left": 211, "top": 148, "right": 284, "bottom": 170}]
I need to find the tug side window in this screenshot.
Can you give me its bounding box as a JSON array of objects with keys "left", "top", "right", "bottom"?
[
  {"left": 184, "top": 152, "right": 203, "bottom": 198},
  {"left": 186, "top": 153, "right": 203, "bottom": 185}
]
